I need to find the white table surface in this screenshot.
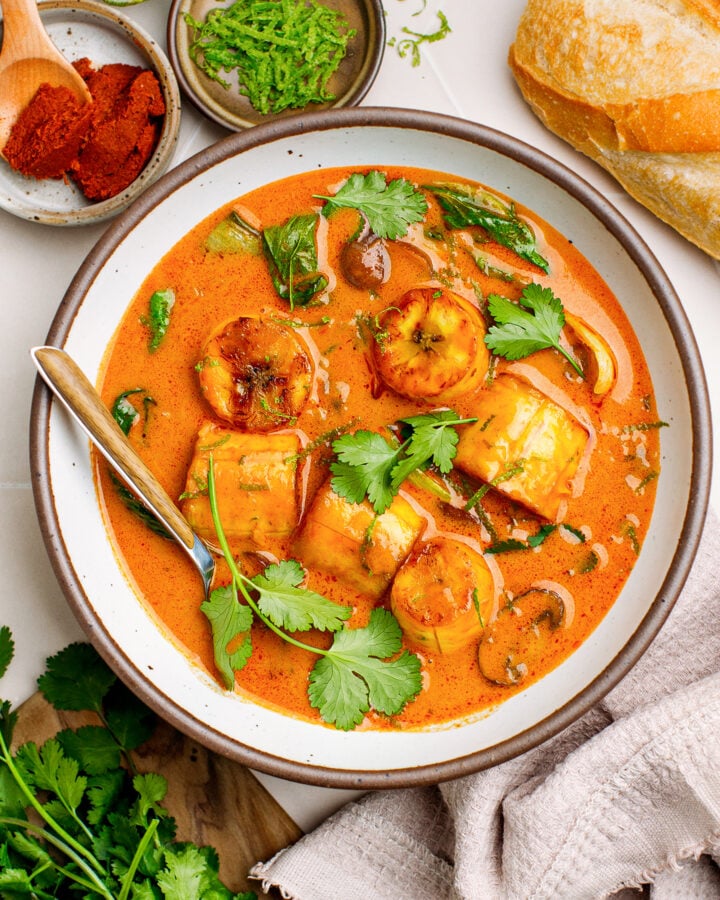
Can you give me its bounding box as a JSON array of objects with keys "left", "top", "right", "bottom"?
[{"left": 2, "top": 0, "right": 718, "bottom": 833}]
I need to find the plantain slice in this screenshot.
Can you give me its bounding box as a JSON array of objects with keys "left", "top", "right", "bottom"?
[
  {"left": 391, "top": 536, "right": 495, "bottom": 655},
  {"left": 197, "top": 316, "right": 313, "bottom": 431},
  {"left": 372, "top": 287, "right": 489, "bottom": 402}
]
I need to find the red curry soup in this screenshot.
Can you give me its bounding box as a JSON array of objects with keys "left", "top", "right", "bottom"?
[{"left": 96, "top": 166, "right": 661, "bottom": 732}]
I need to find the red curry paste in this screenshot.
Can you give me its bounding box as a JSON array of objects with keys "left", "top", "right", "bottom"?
[{"left": 3, "top": 57, "right": 165, "bottom": 201}]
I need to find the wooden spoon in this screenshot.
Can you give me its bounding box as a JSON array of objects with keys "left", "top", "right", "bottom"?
[{"left": 0, "top": 0, "right": 92, "bottom": 150}]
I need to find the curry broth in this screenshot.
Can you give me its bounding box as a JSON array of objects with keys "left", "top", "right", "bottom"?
[{"left": 97, "top": 165, "right": 660, "bottom": 730}]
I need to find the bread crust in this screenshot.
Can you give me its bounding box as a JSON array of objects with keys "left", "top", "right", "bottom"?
[{"left": 510, "top": 0, "right": 720, "bottom": 258}]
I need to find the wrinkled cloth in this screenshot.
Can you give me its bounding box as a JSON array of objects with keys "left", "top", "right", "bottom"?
[{"left": 251, "top": 512, "right": 720, "bottom": 899}]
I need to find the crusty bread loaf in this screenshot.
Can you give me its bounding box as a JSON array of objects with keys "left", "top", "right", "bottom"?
[{"left": 509, "top": 0, "right": 720, "bottom": 259}]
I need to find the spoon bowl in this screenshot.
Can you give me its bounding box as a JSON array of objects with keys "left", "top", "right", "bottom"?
[
  {"left": 0, "top": 0, "right": 91, "bottom": 149},
  {"left": 30, "top": 346, "right": 215, "bottom": 600}
]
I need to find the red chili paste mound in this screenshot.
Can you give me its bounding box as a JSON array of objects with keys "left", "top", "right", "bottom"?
[{"left": 3, "top": 58, "right": 166, "bottom": 202}]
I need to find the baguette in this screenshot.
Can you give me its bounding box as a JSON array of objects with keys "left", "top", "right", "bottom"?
[{"left": 509, "top": 0, "right": 720, "bottom": 259}]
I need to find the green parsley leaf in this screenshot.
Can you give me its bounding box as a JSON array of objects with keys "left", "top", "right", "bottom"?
[
  {"left": 200, "top": 585, "right": 254, "bottom": 690},
  {"left": 15, "top": 739, "right": 87, "bottom": 813},
  {"left": 0, "top": 625, "right": 14, "bottom": 680},
  {"left": 308, "top": 609, "right": 423, "bottom": 730},
  {"left": 485, "top": 283, "right": 584, "bottom": 377},
  {"left": 330, "top": 430, "right": 400, "bottom": 513},
  {"left": 262, "top": 214, "right": 329, "bottom": 309},
  {"left": 315, "top": 171, "right": 428, "bottom": 240},
  {"left": 395, "top": 410, "right": 476, "bottom": 481},
  {"left": 331, "top": 412, "right": 475, "bottom": 514},
  {"left": 56, "top": 725, "right": 121, "bottom": 775},
  {"left": 252, "top": 560, "right": 351, "bottom": 633},
  {"left": 37, "top": 642, "right": 116, "bottom": 715}
]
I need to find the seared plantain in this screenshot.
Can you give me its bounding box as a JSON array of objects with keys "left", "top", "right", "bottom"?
[
  {"left": 197, "top": 316, "right": 313, "bottom": 431},
  {"left": 391, "top": 535, "right": 495, "bottom": 654},
  {"left": 372, "top": 287, "right": 489, "bottom": 402}
]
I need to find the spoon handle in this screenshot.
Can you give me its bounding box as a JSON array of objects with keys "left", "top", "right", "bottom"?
[
  {"left": 1, "top": 0, "right": 63, "bottom": 61},
  {"left": 31, "top": 345, "right": 196, "bottom": 551}
]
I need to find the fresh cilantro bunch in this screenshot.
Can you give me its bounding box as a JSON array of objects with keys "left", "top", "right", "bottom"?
[
  {"left": 485, "top": 283, "right": 584, "bottom": 377},
  {"left": 330, "top": 410, "right": 476, "bottom": 515},
  {"left": 203, "top": 461, "right": 423, "bottom": 731},
  {"left": 314, "top": 171, "right": 428, "bottom": 240},
  {"left": 0, "top": 626, "right": 253, "bottom": 899}
]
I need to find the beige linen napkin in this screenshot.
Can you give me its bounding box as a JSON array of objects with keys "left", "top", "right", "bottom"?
[{"left": 251, "top": 511, "right": 720, "bottom": 899}]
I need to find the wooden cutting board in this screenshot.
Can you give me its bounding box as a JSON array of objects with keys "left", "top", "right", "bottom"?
[{"left": 13, "top": 692, "right": 304, "bottom": 896}]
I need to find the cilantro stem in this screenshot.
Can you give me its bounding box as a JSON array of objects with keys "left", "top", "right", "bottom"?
[
  {"left": 207, "top": 457, "right": 330, "bottom": 657},
  {"left": 0, "top": 730, "right": 107, "bottom": 880},
  {"left": 0, "top": 816, "right": 113, "bottom": 898},
  {"left": 118, "top": 817, "right": 160, "bottom": 900}
]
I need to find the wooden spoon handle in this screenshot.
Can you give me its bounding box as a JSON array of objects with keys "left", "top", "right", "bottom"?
[
  {"left": 31, "top": 345, "right": 196, "bottom": 550},
  {"left": 1, "top": 0, "right": 64, "bottom": 62}
]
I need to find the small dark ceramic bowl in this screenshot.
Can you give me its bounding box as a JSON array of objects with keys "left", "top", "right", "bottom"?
[{"left": 167, "top": 0, "right": 384, "bottom": 131}]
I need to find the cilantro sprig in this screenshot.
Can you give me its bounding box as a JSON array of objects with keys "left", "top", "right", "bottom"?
[
  {"left": 314, "top": 171, "right": 428, "bottom": 240},
  {"left": 330, "top": 410, "right": 476, "bottom": 515},
  {"left": 0, "top": 629, "right": 253, "bottom": 898},
  {"left": 485, "top": 283, "right": 584, "bottom": 377},
  {"left": 204, "top": 459, "right": 422, "bottom": 730}
]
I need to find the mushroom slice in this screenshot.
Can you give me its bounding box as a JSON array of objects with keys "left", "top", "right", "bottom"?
[
  {"left": 478, "top": 587, "right": 566, "bottom": 687},
  {"left": 391, "top": 536, "right": 495, "bottom": 655}
]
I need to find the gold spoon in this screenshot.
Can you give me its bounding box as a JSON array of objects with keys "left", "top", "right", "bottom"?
[
  {"left": 31, "top": 345, "right": 216, "bottom": 600},
  {"left": 0, "top": 0, "right": 92, "bottom": 150}
]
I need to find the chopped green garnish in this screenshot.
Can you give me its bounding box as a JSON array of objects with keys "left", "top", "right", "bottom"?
[
  {"left": 426, "top": 181, "right": 549, "bottom": 271},
  {"left": 389, "top": 10, "right": 451, "bottom": 67},
  {"left": 315, "top": 171, "right": 428, "bottom": 240},
  {"left": 184, "top": 0, "right": 356, "bottom": 115},
  {"left": 330, "top": 410, "right": 475, "bottom": 515},
  {"left": 262, "top": 214, "right": 328, "bottom": 309},
  {"left": 204, "top": 459, "right": 422, "bottom": 729},
  {"left": 485, "top": 283, "right": 584, "bottom": 377},
  {"left": 140, "top": 288, "right": 175, "bottom": 353}
]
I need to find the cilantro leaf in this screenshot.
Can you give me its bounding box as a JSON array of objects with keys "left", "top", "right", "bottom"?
[
  {"left": 330, "top": 430, "right": 400, "bottom": 513},
  {"left": 0, "top": 625, "right": 14, "bottom": 679},
  {"left": 56, "top": 725, "right": 121, "bottom": 775},
  {"left": 37, "top": 642, "right": 116, "bottom": 714},
  {"left": 252, "top": 559, "right": 351, "bottom": 632},
  {"left": 331, "top": 413, "right": 474, "bottom": 515},
  {"left": 308, "top": 609, "right": 422, "bottom": 730},
  {"left": 315, "top": 171, "right": 428, "bottom": 240},
  {"left": 200, "top": 585, "right": 254, "bottom": 690},
  {"left": 485, "top": 283, "right": 584, "bottom": 377},
  {"left": 394, "top": 410, "right": 475, "bottom": 484},
  {"left": 15, "top": 739, "right": 87, "bottom": 814}
]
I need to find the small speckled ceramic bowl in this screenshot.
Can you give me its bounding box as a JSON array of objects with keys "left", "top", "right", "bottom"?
[
  {"left": 0, "top": 0, "right": 181, "bottom": 226},
  {"left": 167, "top": 0, "right": 384, "bottom": 131}
]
